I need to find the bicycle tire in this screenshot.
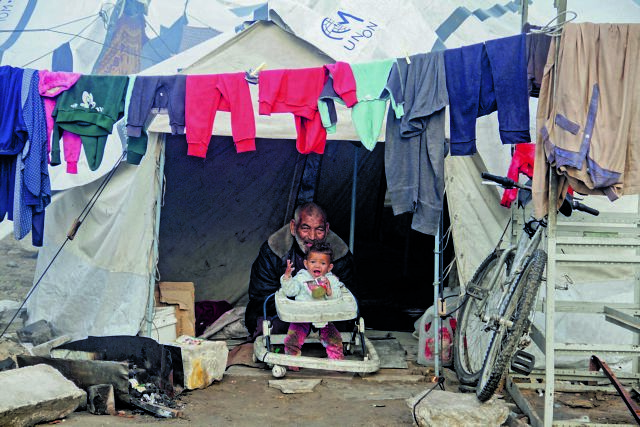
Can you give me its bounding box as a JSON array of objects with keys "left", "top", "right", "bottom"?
[
  {"left": 453, "top": 249, "right": 513, "bottom": 385},
  {"left": 476, "top": 249, "right": 547, "bottom": 401}
]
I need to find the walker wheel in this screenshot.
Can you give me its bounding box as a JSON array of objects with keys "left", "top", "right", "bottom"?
[{"left": 272, "top": 365, "right": 286, "bottom": 378}]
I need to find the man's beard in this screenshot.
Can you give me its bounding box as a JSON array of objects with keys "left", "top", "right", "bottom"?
[{"left": 294, "top": 234, "right": 309, "bottom": 253}]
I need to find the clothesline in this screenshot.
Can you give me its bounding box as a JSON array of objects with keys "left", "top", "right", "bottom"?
[{"left": 1, "top": 28, "right": 546, "bottom": 247}]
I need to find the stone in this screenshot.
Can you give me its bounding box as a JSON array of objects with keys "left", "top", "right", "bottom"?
[
  {"left": 0, "top": 337, "right": 29, "bottom": 361},
  {"left": 269, "top": 379, "right": 322, "bottom": 394},
  {"left": 173, "top": 335, "right": 228, "bottom": 389},
  {"left": 30, "top": 335, "right": 72, "bottom": 357},
  {"left": 87, "top": 384, "right": 116, "bottom": 415},
  {"left": 17, "top": 319, "right": 54, "bottom": 345},
  {"left": 407, "top": 389, "right": 509, "bottom": 427},
  {"left": 0, "top": 305, "right": 27, "bottom": 334},
  {"left": 0, "top": 364, "right": 86, "bottom": 427},
  {"left": 0, "top": 357, "right": 16, "bottom": 371}
]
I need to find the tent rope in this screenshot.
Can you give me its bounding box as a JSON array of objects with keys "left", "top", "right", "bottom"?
[{"left": 0, "top": 151, "right": 126, "bottom": 340}]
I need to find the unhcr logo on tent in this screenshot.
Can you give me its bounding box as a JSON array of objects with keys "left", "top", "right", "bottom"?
[
  {"left": 321, "top": 11, "right": 378, "bottom": 52},
  {"left": 0, "top": 0, "right": 17, "bottom": 22}
]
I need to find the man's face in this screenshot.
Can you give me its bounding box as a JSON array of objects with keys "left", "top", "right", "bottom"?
[{"left": 290, "top": 211, "right": 328, "bottom": 253}]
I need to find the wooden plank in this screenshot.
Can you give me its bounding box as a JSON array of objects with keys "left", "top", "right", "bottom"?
[
  {"left": 604, "top": 306, "right": 640, "bottom": 333},
  {"left": 556, "top": 253, "right": 640, "bottom": 264},
  {"left": 507, "top": 376, "right": 544, "bottom": 427}
]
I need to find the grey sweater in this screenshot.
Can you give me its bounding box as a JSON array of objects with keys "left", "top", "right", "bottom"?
[{"left": 384, "top": 51, "right": 449, "bottom": 235}]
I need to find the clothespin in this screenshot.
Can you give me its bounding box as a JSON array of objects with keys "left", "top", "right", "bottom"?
[
  {"left": 245, "top": 62, "right": 267, "bottom": 84},
  {"left": 404, "top": 48, "right": 411, "bottom": 65}
]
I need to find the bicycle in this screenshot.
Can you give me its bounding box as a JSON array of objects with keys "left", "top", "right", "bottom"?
[{"left": 453, "top": 172, "right": 599, "bottom": 401}]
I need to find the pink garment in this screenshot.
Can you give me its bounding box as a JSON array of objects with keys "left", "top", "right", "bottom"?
[
  {"left": 259, "top": 67, "right": 328, "bottom": 154},
  {"left": 324, "top": 61, "right": 358, "bottom": 107},
  {"left": 500, "top": 143, "right": 536, "bottom": 208},
  {"left": 185, "top": 73, "right": 256, "bottom": 157},
  {"left": 38, "top": 70, "right": 82, "bottom": 174},
  {"left": 284, "top": 322, "right": 344, "bottom": 360}
]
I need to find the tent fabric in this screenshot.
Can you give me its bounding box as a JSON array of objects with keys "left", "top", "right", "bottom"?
[
  {"left": 26, "top": 133, "right": 161, "bottom": 340},
  {"left": 8, "top": 1, "right": 640, "bottom": 348}
]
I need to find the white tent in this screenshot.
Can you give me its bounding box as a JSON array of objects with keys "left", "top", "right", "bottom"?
[{"left": 1, "top": 1, "right": 638, "bottom": 351}]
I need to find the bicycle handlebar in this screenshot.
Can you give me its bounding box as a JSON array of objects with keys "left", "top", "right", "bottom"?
[
  {"left": 570, "top": 199, "right": 599, "bottom": 216},
  {"left": 481, "top": 172, "right": 527, "bottom": 190},
  {"left": 481, "top": 172, "right": 599, "bottom": 217}
]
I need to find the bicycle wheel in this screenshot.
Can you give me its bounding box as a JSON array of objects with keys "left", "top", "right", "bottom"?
[
  {"left": 454, "top": 249, "right": 513, "bottom": 385},
  {"left": 476, "top": 249, "right": 547, "bottom": 401}
]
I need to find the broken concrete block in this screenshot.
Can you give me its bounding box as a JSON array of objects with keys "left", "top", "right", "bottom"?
[
  {"left": 88, "top": 384, "right": 116, "bottom": 415},
  {"left": 407, "top": 389, "right": 509, "bottom": 427},
  {"left": 0, "top": 302, "right": 27, "bottom": 334},
  {"left": 0, "top": 364, "right": 86, "bottom": 427},
  {"left": 30, "top": 335, "right": 71, "bottom": 357},
  {"left": 0, "top": 357, "right": 16, "bottom": 372},
  {"left": 173, "top": 335, "right": 228, "bottom": 389},
  {"left": 0, "top": 337, "right": 29, "bottom": 362},
  {"left": 17, "top": 319, "right": 54, "bottom": 345},
  {"left": 269, "top": 379, "right": 321, "bottom": 394}
]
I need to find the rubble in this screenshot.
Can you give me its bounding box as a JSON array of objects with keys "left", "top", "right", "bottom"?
[
  {"left": 87, "top": 384, "right": 116, "bottom": 415},
  {"left": 16, "top": 319, "right": 54, "bottom": 345},
  {"left": 173, "top": 335, "right": 228, "bottom": 389},
  {"left": 0, "top": 364, "right": 86, "bottom": 427},
  {"left": 407, "top": 389, "right": 509, "bottom": 427}
]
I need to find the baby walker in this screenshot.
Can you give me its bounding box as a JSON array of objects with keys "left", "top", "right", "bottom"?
[{"left": 253, "top": 285, "right": 380, "bottom": 378}]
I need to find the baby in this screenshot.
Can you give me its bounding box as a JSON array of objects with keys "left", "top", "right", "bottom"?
[{"left": 280, "top": 241, "right": 344, "bottom": 367}]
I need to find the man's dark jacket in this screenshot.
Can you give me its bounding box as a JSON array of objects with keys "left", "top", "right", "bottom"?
[{"left": 245, "top": 224, "right": 354, "bottom": 336}]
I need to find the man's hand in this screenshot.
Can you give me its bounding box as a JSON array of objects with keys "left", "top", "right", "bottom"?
[{"left": 284, "top": 259, "right": 295, "bottom": 279}]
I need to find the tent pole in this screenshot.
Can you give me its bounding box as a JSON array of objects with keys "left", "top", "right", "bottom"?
[
  {"left": 520, "top": 0, "right": 529, "bottom": 30},
  {"left": 433, "top": 216, "right": 442, "bottom": 378},
  {"left": 145, "top": 136, "right": 166, "bottom": 338},
  {"left": 544, "top": 1, "right": 566, "bottom": 424},
  {"left": 349, "top": 145, "right": 357, "bottom": 253}
]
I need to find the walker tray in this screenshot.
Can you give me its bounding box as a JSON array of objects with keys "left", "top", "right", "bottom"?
[{"left": 274, "top": 286, "right": 359, "bottom": 323}]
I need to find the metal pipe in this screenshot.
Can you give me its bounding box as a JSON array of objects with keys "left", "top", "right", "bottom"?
[
  {"left": 433, "top": 218, "right": 441, "bottom": 378},
  {"left": 145, "top": 136, "right": 166, "bottom": 338},
  {"left": 544, "top": 2, "right": 566, "bottom": 423},
  {"left": 349, "top": 145, "right": 357, "bottom": 253}
]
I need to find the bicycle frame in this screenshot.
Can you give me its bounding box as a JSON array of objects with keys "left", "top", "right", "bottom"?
[{"left": 477, "top": 218, "right": 545, "bottom": 329}]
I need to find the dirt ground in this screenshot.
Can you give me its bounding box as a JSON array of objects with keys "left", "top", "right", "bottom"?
[{"left": 46, "top": 366, "right": 457, "bottom": 427}]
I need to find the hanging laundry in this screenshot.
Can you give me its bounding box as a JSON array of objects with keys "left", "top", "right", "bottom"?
[
  {"left": 14, "top": 69, "right": 51, "bottom": 246},
  {"left": 319, "top": 60, "right": 395, "bottom": 150},
  {"left": 127, "top": 75, "right": 186, "bottom": 164},
  {"left": 523, "top": 23, "right": 551, "bottom": 98},
  {"left": 121, "top": 75, "right": 137, "bottom": 162},
  {"left": 0, "top": 66, "right": 27, "bottom": 222},
  {"left": 500, "top": 143, "right": 535, "bottom": 208},
  {"left": 444, "top": 34, "right": 530, "bottom": 156},
  {"left": 317, "top": 61, "right": 358, "bottom": 134},
  {"left": 259, "top": 67, "right": 327, "bottom": 155},
  {"left": 350, "top": 59, "right": 395, "bottom": 150},
  {"left": 38, "top": 70, "right": 83, "bottom": 174},
  {"left": 384, "top": 52, "right": 449, "bottom": 236},
  {"left": 533, "top": 23, "right": 640, "bottom": 218},
  {"left": 185, "top": 73, "right": 255, "bottom": 157},
  {"left": 52, "top": 75, "right": 129, "bottom": 171}
]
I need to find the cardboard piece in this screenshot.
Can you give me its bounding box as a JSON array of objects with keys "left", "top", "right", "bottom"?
[{"left": 155, "top": 282, "right": 196, "bottom": 337}]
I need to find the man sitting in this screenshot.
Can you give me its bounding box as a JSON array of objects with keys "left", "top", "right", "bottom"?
[{"left": 245, "top": 202, "right": 354, "bottom": 338}]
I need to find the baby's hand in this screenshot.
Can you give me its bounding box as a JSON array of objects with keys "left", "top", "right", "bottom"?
[
  {"left": 284, "top": 259, "right": 294, "bottom": 279},
  {"left": 318, "top": 276, "right": 332, "bottom": 296}
]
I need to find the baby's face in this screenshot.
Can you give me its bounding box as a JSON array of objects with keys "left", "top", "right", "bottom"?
[{"left": 304, "top": 252, "right": 333, "bottom": 278}]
